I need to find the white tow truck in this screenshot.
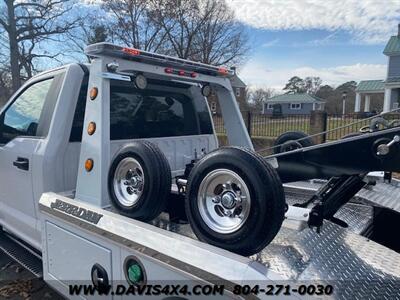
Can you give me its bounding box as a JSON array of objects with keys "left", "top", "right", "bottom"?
[{"left": 0, "top": 43, "right": 400, "bottom": 299}]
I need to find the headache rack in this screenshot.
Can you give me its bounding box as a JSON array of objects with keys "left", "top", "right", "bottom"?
[{"left": 85, "top": 42, "right": 234, "bottom": 78}]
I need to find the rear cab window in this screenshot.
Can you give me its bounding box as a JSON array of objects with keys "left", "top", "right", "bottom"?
[
  {"left": 110, "top": 79, "right": 213, "bottom": 140},
  {"left": 69, "top": 78, "right": 214, "bottom": 142}
]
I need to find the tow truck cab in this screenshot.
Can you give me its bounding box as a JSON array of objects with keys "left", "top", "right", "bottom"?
[{"left": 0, "top": 57, "right": 234, "bottom": 250}]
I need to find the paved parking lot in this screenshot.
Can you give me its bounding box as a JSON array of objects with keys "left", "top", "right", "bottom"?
[{"left": 0, "top": 252, "right": 63, "bottom": 300}]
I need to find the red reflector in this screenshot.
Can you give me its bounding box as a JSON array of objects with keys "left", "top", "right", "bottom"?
[
  {"left": 190, "top": 72, "right": 197, "bottom": 78},
  {"left": 122, "top": 47, "right": 140, "bottom": 56},
  {"left": 217, "top": 67, "right": 228, "bottom": 75},
  {"left": 165, "top": 67, "right": 173, "bottom": 74},
  {"left": 178, "top": 70, "right": 185, "bottom": 76}
]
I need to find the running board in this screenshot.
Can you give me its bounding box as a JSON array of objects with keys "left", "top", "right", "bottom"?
[{"left": 0, "top": 231, "right": 42, "bottom": 277}]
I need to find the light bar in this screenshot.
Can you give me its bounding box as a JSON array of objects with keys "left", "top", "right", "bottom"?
[{"left": 85, "top": 43, "right": 234, "bottom": 78}]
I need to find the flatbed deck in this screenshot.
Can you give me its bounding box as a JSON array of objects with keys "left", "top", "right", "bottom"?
[
  {"left": 151, "top": 181, "right": 400, "bottom": 299},
  {"left": 39, "top": 179, "right": 400, "bottom": 299}
]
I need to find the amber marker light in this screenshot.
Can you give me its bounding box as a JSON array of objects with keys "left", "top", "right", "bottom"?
[
  {"left": 87, "top": 122, "right": 96, "bottom": 135},
  {"left": 85, "top": 159, "right": 94, "bottom": 172},
  {"left": 90, "top": 87, "right": 98, "bottom": 100}
]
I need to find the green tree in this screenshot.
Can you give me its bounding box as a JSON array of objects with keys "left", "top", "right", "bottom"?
[
  {"left": 304, "top": 76, "right": 322, "bottom": 95},
  {"left": 87, "top": 25, "right": 108, "bottom": 45},
  {"left": 336, "top": 81, "right": 357, "bottom": 91},
  {"left": 283, "top": 76, "right": 305, "bottom": 94},
  {"left": 247, "top": 88, "right": 274, "bottom": 112},
  {"left": 0, "top": 0, "right": 81, "bottom": 91}
]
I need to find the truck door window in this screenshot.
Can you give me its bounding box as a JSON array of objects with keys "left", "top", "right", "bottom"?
[
  {"left": 0, "top": 78, "right": 54, "bottom": 144},
  {"left": 110, "top": 80, "right": 199, "bottom": 139}
]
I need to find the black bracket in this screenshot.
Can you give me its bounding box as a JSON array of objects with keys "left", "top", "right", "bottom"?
[{"left": 306, "top": 175, "right": 366, "bottom": 232}]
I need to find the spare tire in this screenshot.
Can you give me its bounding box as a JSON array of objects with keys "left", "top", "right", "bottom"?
[
  {"left": 108, "top": 141, "right": 171, "bottom": 221},
  {"left": 273, "top": 131, "right": 314, "bottom": 154},
  {"left": 185, "top": 147, "right": 285, "bottom": 256}
]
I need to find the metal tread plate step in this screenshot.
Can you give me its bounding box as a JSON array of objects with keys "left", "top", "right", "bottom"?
[{"left": 0, "top": 232, "right": 42, "bottom": 277}]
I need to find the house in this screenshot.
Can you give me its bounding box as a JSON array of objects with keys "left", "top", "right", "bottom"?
[
  {"left": 207, "top": 68, "right": 247, "bottom": 114},
  {"left": 262, "top": 93, "right": 325, "bottom": 115},
  {"left": 355, "top": 24, "right": 400, "bottom": 113}
]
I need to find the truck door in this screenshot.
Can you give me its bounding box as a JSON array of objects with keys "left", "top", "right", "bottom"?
[{"left": 0, "top": 75, "right": 62, "bottom": 249}]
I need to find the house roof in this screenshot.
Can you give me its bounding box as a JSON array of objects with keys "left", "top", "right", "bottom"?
[
  {"left": 383, "top": 36, "right": 400, "bottom": 56},
  {"left": 264, "top": 93, "right": 325, "bottom": 104},
  {"left": 386, "top": 76, "right": 400, "bottom": 84},
  {"left": 356, "top": 80, "right": 385, "bottom": 92},
  {"left": 230, "top": 74, "right": 246, "bottom": 88}
]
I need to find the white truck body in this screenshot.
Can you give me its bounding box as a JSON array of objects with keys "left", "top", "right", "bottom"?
[
  {"left": 0, "top": 60, "right": 226, "bottom": 250},
  {"left": 0, "top": 43, "right": 399, "bottom": 300}
]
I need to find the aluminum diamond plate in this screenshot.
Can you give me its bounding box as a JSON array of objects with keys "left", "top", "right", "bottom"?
[
  {"left": 334, "top": 203, "right": 373, "bottom": 234},
  {"left": 253, "top": 222, "right": 400, "bottom": 299},
  {"left": 357, "top": 182, "right": 400, "bottom": 213},
  {"left": 150, "top": 213, "right": 400, "bottom": 299}
]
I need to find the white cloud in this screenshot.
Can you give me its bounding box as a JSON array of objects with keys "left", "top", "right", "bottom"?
[
  {"left": 239, "top": 60, "right": 387, "bottom": 90},
  {"left": 262, "top": 38, "right": 280, "bottom": 47},
  {"left": 228, "top": 0, "right": 400, "bottom": 44}
]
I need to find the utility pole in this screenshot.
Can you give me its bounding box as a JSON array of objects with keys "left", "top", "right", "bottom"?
[{"left": 342, "top": 91, "right": 347, "bottom": 116}]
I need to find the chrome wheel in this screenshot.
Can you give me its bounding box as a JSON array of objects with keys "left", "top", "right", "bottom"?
[
  {"left": 197, "top": 169, "right": 251, "bottom": 234},
  {"left": 113, "top": 157, "right": 145, "bottom": 207}
]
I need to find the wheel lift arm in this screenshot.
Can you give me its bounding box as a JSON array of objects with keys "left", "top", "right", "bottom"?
[
  {"left": 272, "top": 129, "right": 400, "bottom": 183},
  {"left": 272, "top": 128, "right": 400, "bottom": 231}
]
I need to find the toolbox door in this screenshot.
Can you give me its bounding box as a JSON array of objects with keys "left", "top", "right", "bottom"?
[{"left": 43, "top": 221, "right": 114, "bottom": 299}]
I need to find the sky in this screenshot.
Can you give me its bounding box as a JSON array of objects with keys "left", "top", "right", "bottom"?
[{"left": 226, "top": 0, "right": 400, "bottom": 91}]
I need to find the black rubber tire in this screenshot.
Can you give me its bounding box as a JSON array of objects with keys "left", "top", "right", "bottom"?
[
  {"left": 273, "top": 131, "right": 314, "bottom": 154},
  {"left": 185, "top": 147, "right": 285, "bottom": 256},
  {"left": 108, "top": 141, "right": 171, "bottom": 221}
]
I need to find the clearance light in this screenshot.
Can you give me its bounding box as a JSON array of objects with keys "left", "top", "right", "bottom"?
[
  {"left": 122, "top": 47, "right": 140, "bottom": 56},
  {"left": 89, "top": 87, "right": 98, "bottom": 100},
  {"left": 87, "top": 122, "right": 96, "bottom": 135},
  {"left": 85, "top": 159, "right": 94, "bottom": 172},
  {"left": 164, "top": 67, "right": 198, "bottom": 78},
  {"left": 217, "top": 67, "right": 229, "bottom": 75}
]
